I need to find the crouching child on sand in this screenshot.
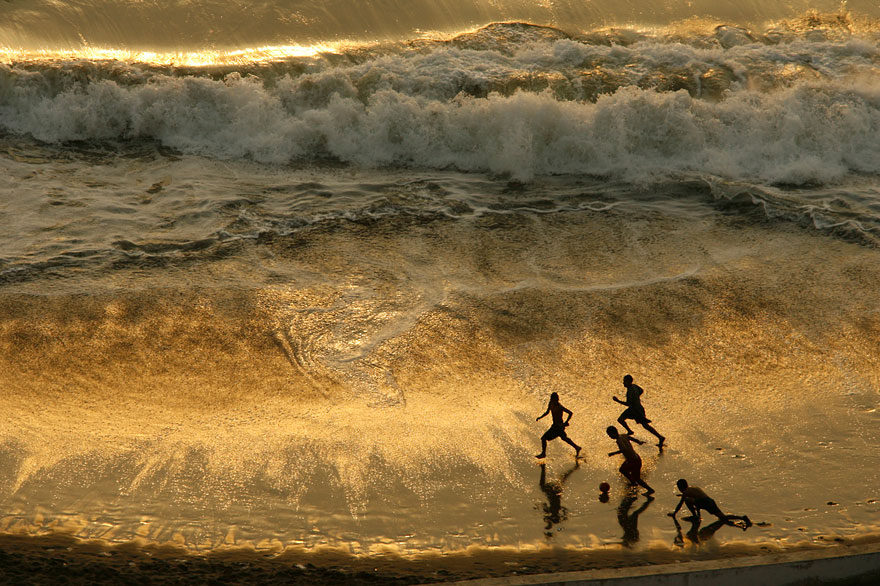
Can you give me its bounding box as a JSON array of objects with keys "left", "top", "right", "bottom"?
[{"left": 668, "top": 478, "right": 751, "bottom": 528}]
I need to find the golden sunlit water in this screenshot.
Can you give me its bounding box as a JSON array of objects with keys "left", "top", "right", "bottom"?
[
  {"left": 1, "top": 170, "right": 879, "bottom": 561},
  {"left": 0, "top": 45, "right": 338, "bottom": 68},
  {"left": 1, "top": 0, "right": 880, "bottom": 581}
]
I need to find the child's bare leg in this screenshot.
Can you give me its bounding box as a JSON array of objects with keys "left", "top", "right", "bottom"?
[
  {"left": 562, "top": 436, "right": 581, "bottom": 457},
  {"left": 725, "top": 514, "right": 752, "bottom": 528},
  {"left": 621, "top": 462, "right": 645, "bottom": 490},
  {"left": 535, "top": 439, "right": 547, "bottom": 458},
  {"left": 641, "top": 422, "right": 664, "bottom": 445}
]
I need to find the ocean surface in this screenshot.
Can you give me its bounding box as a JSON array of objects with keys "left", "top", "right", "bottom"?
[{"left": 1, "top": 0, "right": 880, "bottom": 567}]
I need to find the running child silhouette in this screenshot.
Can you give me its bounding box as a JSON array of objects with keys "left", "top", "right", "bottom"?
[
  {"left": 535, "top": 392, "right": 581, "bottom": 459},
  {"left": 606, "top": 425, "right": 654, "bottom": 495},
  {"left": 613, "top": 374, "right": 665, "bottom": 448}
]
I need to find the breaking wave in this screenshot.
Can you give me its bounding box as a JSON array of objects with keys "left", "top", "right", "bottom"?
[{"left": 2, "top": 19, "right": 879, "bottom": 185}]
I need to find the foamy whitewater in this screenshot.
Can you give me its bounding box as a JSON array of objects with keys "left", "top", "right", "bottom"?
[{"left": 1, "top": 0, "right": 879, "bottom": 569}]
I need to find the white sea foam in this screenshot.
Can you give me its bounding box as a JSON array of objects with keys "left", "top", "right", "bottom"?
[
  {"left": 0, "top": 21, "right": 879, "bottom": 189},
  {"left": 3, "top": 63, "right": 878, "bottom": 184}
]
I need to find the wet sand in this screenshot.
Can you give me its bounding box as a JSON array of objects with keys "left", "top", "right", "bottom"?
[
  {"left": 3, "top": 533, "right": 880, "bottom": 585},
  {"left": 439, "top": 542, "right": 880, "bottom": 586}
]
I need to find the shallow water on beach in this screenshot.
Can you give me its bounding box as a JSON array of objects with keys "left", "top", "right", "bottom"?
[
  {"left": 2, "top": 0, "right": 880, "bottom": 569},
  {"left": 2, "top": 159, "right": 879, "bottom": 560}
]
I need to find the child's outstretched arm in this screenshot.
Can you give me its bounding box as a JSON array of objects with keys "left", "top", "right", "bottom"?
[{"left": 668, "top": 495, "right": 685, "bottom": 517}]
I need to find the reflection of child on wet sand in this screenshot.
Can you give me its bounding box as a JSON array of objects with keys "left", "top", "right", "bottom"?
[
  {"left": 673, "top": 515, "right": 737, "bottom": 546},
  {"left": 668, "top": 478, "right": 751, "bottom": 528},
  {"left": 606, "top": 426, "right": 654, "bottom": 495},
  {"left": 617, "top": 493, "right": 654, "bottom": 548},
  {"left": 538, "top": 462, "right": 578, "bottom": 537},
  {"left": 613, "top": 375, "right": 665, "bottom": 448},
  {"left": 535, "top": 392, "right": 581, "bottom": 459}
]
